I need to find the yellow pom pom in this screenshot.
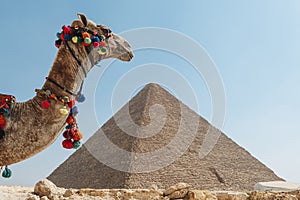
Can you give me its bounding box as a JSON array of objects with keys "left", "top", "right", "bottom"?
[
  {"left": 72, "top": 36, "right": 78, "bottom": 43},
  {"left": 59, "top": 107, "right": 69, "bottom": 115}
]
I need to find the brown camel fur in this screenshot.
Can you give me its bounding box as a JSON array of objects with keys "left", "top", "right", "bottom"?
[{"left": 0, "top": 13, "right": 134, "bottom": 166}]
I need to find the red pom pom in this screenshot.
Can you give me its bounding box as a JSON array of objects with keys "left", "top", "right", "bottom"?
[
  {"left": 62, "top": 129, "right": 75, "bottom": 139},
  {"left": 0, "top": 115, "right": 6, "bottom": 126},
  {"left": 62, "top": 139, "right": 74, "bottom": 149},
  {"left": 99, "top": 41, "right": 107, "bottom": 47},
  {"left": 60, "top": 33, "right": 65, "bottom": 41},
  {"left": 82, "top": 42, "right": 90, "bottom": 47},
  {"left": 62, "top": 25, "right": 72, "bottom": 34},
  {"left": 68, "top": 100, "right": 75, "bottom": 109},
  {"left": 93, "top": 42, "right": 100, "bottom": 48},
  {"left": 41, "top": 100, "right": 50, "bottom": 109},
  {"left": 66, "top": 116, "right": 75, "bottom": 124}
]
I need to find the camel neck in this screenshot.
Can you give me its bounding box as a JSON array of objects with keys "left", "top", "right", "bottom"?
[{"left": 42, "top": 41, "right": 94, "bottom": 99}]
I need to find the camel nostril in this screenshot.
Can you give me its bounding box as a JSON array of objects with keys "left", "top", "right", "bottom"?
[{"left": 129, "top": 52, "right": 134, "bottom": 59}]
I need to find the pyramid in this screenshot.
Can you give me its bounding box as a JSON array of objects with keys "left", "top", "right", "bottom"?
[{"left": 48, "top": 83, "right": 282, "bottom": 191}]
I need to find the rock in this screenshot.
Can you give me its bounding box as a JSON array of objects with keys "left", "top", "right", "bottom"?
[
  {"left": 34, "top": 179, "right": 57, "bottom": 198},
  {"left": 254, "top": 181, "right": 300, "bottom": 191},
  {"left": 25, "top": 194, "right": 40, "bottom": 200},
  {"left": 249, "top": 191, "right": 298, "bottom": 200},
  {"left": 188, "top": 191, "right": 217, "bottom": 200},
  {"left": 168, "top": 188, "right": 189, "bottom": 199},
  {"left": 63, "top": 189, "right": 74, "bottom": 197},
  {"left": 214, "top": 191, "right": 248, "bottom": 200},
  {"left": 164, "top": 183, "right": 191, "bottom": 196}
]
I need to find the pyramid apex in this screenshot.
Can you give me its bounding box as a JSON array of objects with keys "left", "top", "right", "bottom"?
[{"left": 141, "top": 83, "right": 167, "bottom": 93}]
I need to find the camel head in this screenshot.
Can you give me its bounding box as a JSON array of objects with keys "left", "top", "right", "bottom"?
[{"left": 68, "top": 13, "right": 134, "bottom": 63}]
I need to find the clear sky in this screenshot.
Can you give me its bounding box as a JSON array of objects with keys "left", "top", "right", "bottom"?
[{"left": 0, "top": 0, "right": 300, "bottom": 186}]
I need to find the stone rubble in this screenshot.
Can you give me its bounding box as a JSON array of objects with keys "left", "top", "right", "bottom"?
[{"left": 0, "top": 180, "right": 300, "bottom": 200}]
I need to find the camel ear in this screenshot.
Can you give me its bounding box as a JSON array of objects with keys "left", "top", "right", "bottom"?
[
  {"left": 77, "top": 13, "right": 88, "bottom": 27},
  {"left": 71, "top": 20, "right": 84, "bottom": 28}
]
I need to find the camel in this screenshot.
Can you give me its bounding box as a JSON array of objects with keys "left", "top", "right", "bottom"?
[{"left": 0, "top": 13, "right": 134, "bottom": 167}]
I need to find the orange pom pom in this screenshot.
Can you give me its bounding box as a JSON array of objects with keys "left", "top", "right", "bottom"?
[
  {"left": 82, "top": 32, "right": 90, "bottom": 38},
  {"left": 73, "top": 129, "right": 83, "bottom": 141}
]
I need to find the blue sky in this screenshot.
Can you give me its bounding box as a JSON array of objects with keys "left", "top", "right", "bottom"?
[{"left": 1, "top": 0, "right": 300, "bottom": 186}]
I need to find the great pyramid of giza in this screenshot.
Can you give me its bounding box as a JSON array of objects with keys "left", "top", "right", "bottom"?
[{"left": 48, "top": 83, "right": 282, "bottom": 191}]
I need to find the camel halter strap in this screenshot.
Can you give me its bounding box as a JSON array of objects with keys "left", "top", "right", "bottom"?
[
  {"left": 50, "top": 25, "right": 110, "bottom": 98},
  {"left": 45, "top": 77, "right": 82, "bottom": 98}
]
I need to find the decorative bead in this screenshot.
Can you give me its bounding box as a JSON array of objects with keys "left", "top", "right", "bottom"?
[
  {"left": 82, "top": 32, "right": 90, "bottom": 38},
  {"left": 72, "top": 36, "right": 78, "bottom": 43},
  {"left": 62, "top": 139, "right": 74, "bottom": 149},
  {"left": 56, "top": 32, "right": 61, "bottom": 38},
  {"left": 93, "top": 31, "right": 98, "bottom": 36},
  {"left": 41, "top": 100, "right": 51, "bottom": 109},
  {"left": 59, "top": 106, "right": 69, "bottom": 115},
  {"left": 73, "top": 140, "right": 81, "bottom": 149},
  {"left": 74, "top": 25, "right": 79, "bottom": 30},
  {"left": 2, "top": 166, "right": 12, "bottom": 178}
]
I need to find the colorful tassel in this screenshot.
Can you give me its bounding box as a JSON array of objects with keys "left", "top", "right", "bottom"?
[{"left": 2, "top": 166, "right": 12, "bottom": 178}]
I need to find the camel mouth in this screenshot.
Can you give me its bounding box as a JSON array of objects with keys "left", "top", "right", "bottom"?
[{"left": 119, "top": 51, "right": 134, "bottom": 62}]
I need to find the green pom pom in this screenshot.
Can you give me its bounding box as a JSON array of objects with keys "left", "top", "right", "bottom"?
[
  {"left": 77, "top": 36, "right": 83, "bottom": 43},
  {"left": 100, "top": 35, "right": 105, "bottom": 41},
  {"left": 56, "top": 32, "right": 61, "bottom": 39},
  {"left": 2, "top": 167, "right": 12, "bottom": 178},
  {"left": 73, "top": 140, "right": 81, "bottom": 149},
  {"left": 84, "top": 38, "right": 91, "bottom": 44},
  {"left": 66, "top": 124, "right": 73, "bottom": 129}
]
